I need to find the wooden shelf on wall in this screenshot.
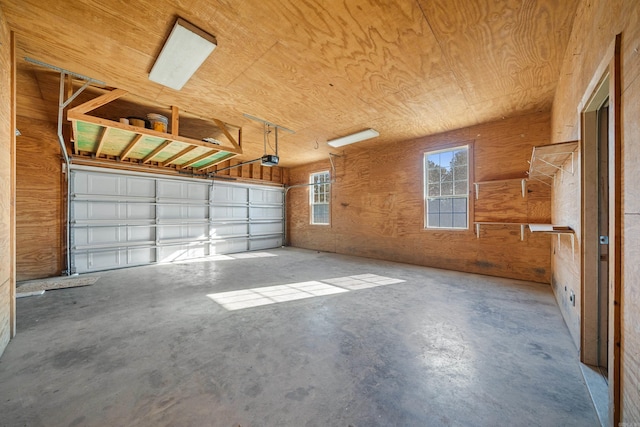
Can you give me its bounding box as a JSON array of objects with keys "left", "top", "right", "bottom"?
[
  {"left": 527, "top": 141, "right": 578, "bottom": 185},
  {"left": 529, "top": 223, "right": 575, "bottom": 258},
  {"left": 528, "top": 224, "right": 574, "bottom": 234},
  {"left": 474, "top": 221, "right": 527, "bottom": 241},
  {"left": 474, "top": 178, "right": 527, "bottom": 199},
  {"left": 474, "top": 222, "right": 574, "bottom": 242},
  {"left": 66, "top": 88, "right": 242, "bottom": 173}
]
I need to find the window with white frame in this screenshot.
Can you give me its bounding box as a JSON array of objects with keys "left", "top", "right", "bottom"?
[
  {"left": 424, "top": 145, "right": 469, "bottom": 229},
  {"left": 310, "top": 171, "right": 330, "bottom": 225}
]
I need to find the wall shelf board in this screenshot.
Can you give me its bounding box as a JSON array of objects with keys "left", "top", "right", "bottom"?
[
  {"left": 527, "top": 141, "right": 578, "bottom": 185},
  {"left": 528, "top": 223, "right": 575, "bottom": 259},
  {"left": 474, "top": 178, "right": 527, "bottom": 199},
  {"left": 528, "top": 224, "right": 574, "bottom": 233}
]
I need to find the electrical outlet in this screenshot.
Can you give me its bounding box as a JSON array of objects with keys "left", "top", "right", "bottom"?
[{"left": 569, "top": 290, "right": 575, "bottom": 306}]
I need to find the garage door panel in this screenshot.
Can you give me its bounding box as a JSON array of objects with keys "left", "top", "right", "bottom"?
[
  {"left": 74, "top": 226, "right": 155, "bottom": 246},
  {"left": 251, "top": 222, "right": 283, "bottom": 235},
  {"left": 127, "top": 248, "right": 156, "bottom": 265},
  {"left": 158, "top": 243, "right": 208, "bottom": 262},
  {"left": 250, "top": 206, "right": 282, "bottom": 220},
  {"left": 250, "top": 236, "right": 282, "bottom": 251},
  {"left": 158, "top": 181, "right": 208, "bottom": 200},
  {"left": 212, "top": 185, "right": 248, "bottom": 203},
  {"left": 211, "top": 239, "right": 248, "bottom": 254},
  {"left": 158, "top": 205, "right": 207, "bottom": 220},
  {"left": 157, "top": 224, "right": 208, "bottom": 240},
  {"left": 86, "top": 174, "right": 121, "bottom": 196},
  {"left": 126, "top": 177, "right": 156, "bottom": 197},
  {"left": 127, "top": 204, "right": 155, "bottom": 219},
  {"left": 75, "top": 248, "right": 156, "bottom": 273},
  {"left": 211, "top": 206, "right": 247, "bottom": 219},
  {"left": 127, "top": 226, "right": 155, "bottom": 242},
  {"left": 87, "top": 202, "right": 120, "bottom": 220},
  {"left": 250, "top": 188, "right": 283, "bottom": 204},
  {"left": 70, "top": 168, "right": 283, "bottom": 273},
  {"left": 211, "top": 223, "right": 248, "bottom": 238}
]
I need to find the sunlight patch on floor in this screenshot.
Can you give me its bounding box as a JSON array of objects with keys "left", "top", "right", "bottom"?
[{"left": 207, "top": 274, "right": 405, "bottom": 311}]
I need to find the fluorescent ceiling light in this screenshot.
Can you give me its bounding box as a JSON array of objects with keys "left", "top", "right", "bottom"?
[
  {"left": 327, "top": 128, "right": 379, "bottom": 147},
  {"left": 149, "top": 18, "right": 217, "bottom": 90}
]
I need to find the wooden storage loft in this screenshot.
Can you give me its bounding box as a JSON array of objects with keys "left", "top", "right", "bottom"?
[{"left": 67, "top": 88, "right": 243, "bottom": 174}]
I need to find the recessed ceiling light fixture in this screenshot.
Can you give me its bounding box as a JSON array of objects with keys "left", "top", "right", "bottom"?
[
  {"left": 149, "top": 18, "right": 217, "bottom": 90},
  {"left": 327, "top": 128, "right": 379, "bottom": 148}
]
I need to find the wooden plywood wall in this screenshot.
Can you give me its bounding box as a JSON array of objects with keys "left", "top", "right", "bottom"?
[
  {"left": 0, "top": 6, "right": 14, "bottom": 357},
  {"left": 287, "top": 112, "right": 552, "bottom": 283},
  {"left": 15, "top": 117, "right": 63, "bottom": 281},
  {"left": 551, "top": 0, "right": 640, "bottom": 421}
]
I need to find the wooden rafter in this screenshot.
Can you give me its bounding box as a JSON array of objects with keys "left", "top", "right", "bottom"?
[
  {"left": 119, "top": 134, "right": 143, "bottom": 160},
  {"left": 181, "top": 150, "right": 218, "bottom": 168},
  {"left": 142, "top": 140, "right": 173, "bottom": 164},
  {"left": 171, "top": 105, "right": 179, "bottom": 136},
  {"left": 72, "top": 120, "right": 80, "bottom": 154},
  {"left": 196, "top": 153, "right": 237, "bottom": 171},
  {"left": 162, "top": 145, "right": 197, "bottom": 166},
  {"left": 67, "top": 88, "right": 128, "bottom": 115},
  {"left": 94, "top": 127, "right": 110, "bottom": 157},
  {"left": 213, "top": 118, "right": 241, "bottom": 151}
]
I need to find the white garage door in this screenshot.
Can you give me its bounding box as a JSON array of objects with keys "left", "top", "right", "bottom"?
[{"left": 69, "top": 166, "right": 284, "bottom": 274}]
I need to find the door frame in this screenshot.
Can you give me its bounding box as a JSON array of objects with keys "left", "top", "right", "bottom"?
[{"left": 579, "top": 34, "right": 622, "bottom": 426}]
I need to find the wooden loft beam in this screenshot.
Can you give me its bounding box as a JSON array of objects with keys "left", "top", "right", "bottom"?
[
  {"left": 213, "top": 118, "right": 241, "bottom": 151},
  {"left": 171, "top": 105, "right": 179, "bottom": 136},
  {"left": 94, "top": 127, "right": 110, "bottom": 157},
  {"left": 196, "top": 153, "right": 237, "bottom": 172},
  {"left": 72, "top": 120, "right": 80, "bottom": 154},
  {"left": 181, "top": 150, "right": 218, "bottom": 168},
  {"left": 67, "top": 88, "right": 128, "bottom": 115},
  {"left": 119, "top": 134, "right": 143, "bottom": 161},
  {"left": 142, "top": 140, "right": 173, "bottom": 164},
  {"left": 162, "top": 145, "right": 197, "bottom": 166}
]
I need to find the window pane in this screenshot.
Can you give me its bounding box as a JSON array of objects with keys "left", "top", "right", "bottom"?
[
  {"left": 428, "top": 168, "right": 440, "bottom": 183},
  {"left": 428, "top": 184, "right": 441, "bottom": 197},
  {"left": 453, "top": 213, "right": 467, "bottom": 228},
  {"left": 427, "top": 153, "right": 440, "bottom": 167},
  {"left": 424, "top": 146, "right": 469, "bottom": 229},
  {"left": 452, "top": 197, "right": 467, "bottom": 213},
  {"left": 428, "top": 198, "right": 440, "bottom": 214},
  {"left": 427, "top": 213, "right": 440, "bottom": 228},
  {"left": 453, "top": 150, "right": 467, "bottom": 165},
  {"left": 453, "top": 165, "right": 467, "bottom": 181},
  {"left": 439, "top": 197, "right": 453, "bottom": 213},
  {"left": 313, "top": 204, "right": 329, "bottom": 224},
  {"left": 441, "top": 182, "right": 453, "bottom": 196},
  {"left": 439, "top": 213, "right": 453, "bottom": 228},
  {"left": 454, "top": 181, "right": 468, "bottom": 196},
  {"left": 439, "top": 151, "right": 453, "bottom": 166},
  {"left": 310, "top": 171, "right": 330, "bottom": 224}
]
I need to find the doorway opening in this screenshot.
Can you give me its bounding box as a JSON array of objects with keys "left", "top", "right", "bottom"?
[
  {"left": 582, "top": 76, "right": 610, "bottom": 376},
  {"left": 580, "top": 34, "right": 622, "bottom": 427}
]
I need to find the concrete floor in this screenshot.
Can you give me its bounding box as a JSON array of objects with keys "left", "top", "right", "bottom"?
[{"left": 0, "top": 248, "right": 598, "bottom": 426}]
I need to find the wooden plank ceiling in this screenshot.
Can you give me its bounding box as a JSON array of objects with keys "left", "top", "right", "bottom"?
[{"left": 3, "top": 0, "right": 580, "bottom": 168}]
